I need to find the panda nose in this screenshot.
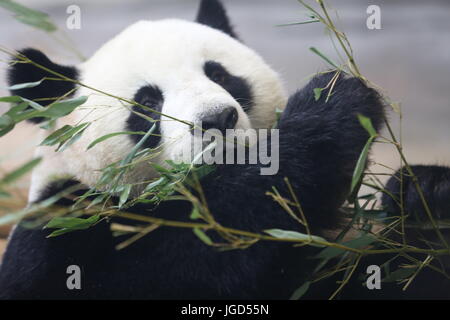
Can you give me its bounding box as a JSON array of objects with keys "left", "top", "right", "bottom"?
[{"left": 198, "top": 107, "right": 238, "bottom": 134}]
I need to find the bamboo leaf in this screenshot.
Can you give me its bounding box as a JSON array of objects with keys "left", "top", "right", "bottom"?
[
  {"left": 7, "top": 79, "right": 44, "bottom": 90},
  {"left": 45, "top": 215, "right": 100, "bottom": 238},
  {"left": 0, "top": 114, "right": 15, "bottom": 137},
  {"left": 0, "top": 158, "right": 41, "bottom": 185},
  {"left": 309, "top": 47, "right": 341, "bottom": 69},
  {"left": 290, "top": 281, "right": 311, "bottom": 300},
  {"left": 40, "top": 122, "right": 90, "bottom": 151},
  {"left": 316, "top": 234, "right": 376, "bottom": 259},
  {"left": 57, "top": 123, "right": 90, "bottom": 152},
  {"left": 357, "top": 114, "right": 377, "bottom": 138},
  {"left": 40, "top": 125, "right": 75, "bottom": 146},
  {"left": 38, "top": 96, "right": 88, "bottom": 119},
  {"left": 350, "top": 136, "right": 375, "bottom": 194},
  {"left": 5, "top": 102, "right": 29, "bottom": 118},
  {"left": 0, "top": 0, "right": 57, "bottom": 32},
  {"left": 265, "top": 228, "right": 327, "bottom": 245},
  {"left": 276, "top": 19, "right": 319, "bottom": 27},
  {"left": 193, "top": 228, "right": 213, "bottom": 246},
  {"left": 87, "top": 131, "right": 146, "bottom": 150},
  {"left": 118, "top": 184, "right": 132, "bottom": 208},
  {"left": 313, "top": 88, "right": 323, "bottom": 101},
  {"left": 0, "top": 96, "right": 22, "bottom": 103},
  {"left": 190, "top": 207, "right": 201, "bottom": 220}
]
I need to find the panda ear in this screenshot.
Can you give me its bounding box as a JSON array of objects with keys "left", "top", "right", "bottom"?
[
  {"left": 195, "top": 0, "right": 238, "bottom": 39},
  {"left": 8, "top": 48, "right": 78, "bottom": 123}
]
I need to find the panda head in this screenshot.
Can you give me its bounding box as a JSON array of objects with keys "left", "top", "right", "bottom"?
[{"left": 7, "top": 0, "right": 287, "bottom": 201}]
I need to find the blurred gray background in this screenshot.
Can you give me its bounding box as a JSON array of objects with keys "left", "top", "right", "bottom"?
[{"left": 0, "top": 0, "right": 449, "bottom": 180}]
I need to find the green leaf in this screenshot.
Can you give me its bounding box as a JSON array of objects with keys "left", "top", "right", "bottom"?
[
  {"left": 88, "top": 193, "right": 107, "bottom": 207},
  {"left": 309, "top": 47, "right": 341, "bottom": 70},
  {"left": 151, "top": 163, "right": 171, "bottom": 174},
  {"left": 0, "top": 158, "right": 41, "bottom": 185},
  {"left": 14, "top": 13, "right": 56, "bottom": 32},
  {"left": 118, "top": 184, "right": 132, "bottom": 208},
  {"left": 316, "top": 234, "right": 376, "bottom": 259},
  {"left": 19, "top": 97, "right": 45, "bottom": 111},
  {"left": 0, "top": 0, "right": 57, "bottom": 32},
  {"left": 313, "top": 88, "right": 323, "bottom": 101},
  {"left": 1, "top": 96, "right": 86, "bottom": 127},
  {"left": 276, "top": 19, "right": 319, "bottom": 27},
  {"left": 193, "top": 228, "right": 213, "bottom": 246},
  {"left": 40, "top": 123, "right": 90, "bottom": 151},
  {"left": 46, "top": 228, "right": 76, "bottom": 237},
  {"left": 357, "top": 114, "right": 377, "bottom": 138},
  {"left": 290, "top": 281, "right": 311, "bottom": 300},
  {"left": 120, "top": 123, "right": 157, "bottom": 166},
  {"left": 57, "top": 123, "right": 90, "bottom": 152},
  {"left": 0, "top": 114, "right": 15, "bottom": 137},
  {"left": 264, "top": 228, "right": 327, "bottom": 246},
  {"left": 7, "top": 79, "right": 44, "bottom": 90},
  {"left": 40, "top": 125, "right": 75, "bottom": 146},
  {"left": 45, "top": 215, "right": 100, "bottom": 238},
  {"left": 143, "top": 177, "right": 166, "bottom": 192},
  {"left": 0, "top": 96, "right": 23, "bottom": 103},
  {"left": 38, "top": 96, "right": 88, "bottom": 119},
  {"left": 190, "top": 207, "right": 201, "bottom": 220},
  {"left": 87, "top": 131, "right": 146, "bottom": 150},
  {"left": 5, "top": 102, "right": 29, "bottom": 118},
  {"left": 350, "top": 136, "right": 375, "bottom": 194}
]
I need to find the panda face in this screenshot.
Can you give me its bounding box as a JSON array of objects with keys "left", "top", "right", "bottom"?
[{"left": 44, "top": 19, "right": 287, "bottom": 190}]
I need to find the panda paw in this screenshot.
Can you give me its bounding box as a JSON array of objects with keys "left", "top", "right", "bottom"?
[{"left": 280, "top": 71, "right": 385, "bottom": 134}]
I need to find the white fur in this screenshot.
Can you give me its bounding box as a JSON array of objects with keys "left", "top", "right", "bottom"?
[{"left": 29, "top": 19, "right": 287, "bottom": 200}]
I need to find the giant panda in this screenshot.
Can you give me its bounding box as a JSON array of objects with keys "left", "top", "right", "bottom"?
[{"left": 0, "top": 0, "right": 449, "bottom": 299}]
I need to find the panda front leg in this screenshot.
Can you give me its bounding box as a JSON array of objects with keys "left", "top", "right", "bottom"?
[
  {"left": 203, "top": 72, "right": 385, "bottom": 232},
  {"left": 0, "top": 180, "right": 115, "bottom": 299},
  {"left": 192, "top": 72, "right": 385, "bottom": 298}
]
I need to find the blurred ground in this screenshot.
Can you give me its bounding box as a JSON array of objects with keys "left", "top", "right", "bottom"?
[{"left": 0, "top": 0, "right": 449, "bottom": 254}]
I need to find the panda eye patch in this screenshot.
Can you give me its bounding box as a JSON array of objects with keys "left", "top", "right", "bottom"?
[
  {"left": 204, "top": 61, "right": 230, "bottom": 85},
  {"left": 205, "top": 62, "right": 229, "bottom": 85},
  {"left": 203, "top": 61, "right": 254, "bottom": 113},
  {"left": 126, "top": 85, "right": 164, "bottom": 149},
  {"left": 134, "top": 86, "right": 164, "bottom": 108}
]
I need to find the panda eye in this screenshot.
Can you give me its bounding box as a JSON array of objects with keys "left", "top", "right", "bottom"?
[
  {"left": 210, "top": 70, "right": 228, "bottom": 85},
  {"left": 141, "top": 97, "right": 158, "bottom": 107},
  {"left": 134, "top": 85, "right": 164, "bottom": 109},
  {"left": 204, "top": 61, "right": 230, "bottom": 86}
]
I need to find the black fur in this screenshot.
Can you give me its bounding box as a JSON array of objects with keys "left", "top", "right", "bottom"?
[
  {"left": 7, "top": 48, "right": 78, "bottom": 123},
  {"left": 204, "top": 61, "right": 253, "bottom": 113},
  {"left": 196, "top": 0, "right": 238, "bottom": 39},
  {"left": 0, "top": 179, "right": 115, "bottom": 299},
  {"left": 303, "top": 164, "right": 450, "bottom": 299},
  {"left": 0, "top": 73, "right": 389, "bottom": 299},
  {"left": 126, "top": 85, "right": 164, "bottom": 149},
  {"left": 382, "top": 165, "right": 450, "bottom": 222}
]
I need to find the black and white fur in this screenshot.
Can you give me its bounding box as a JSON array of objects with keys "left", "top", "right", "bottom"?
[{"left": 1, "top": 0, "right": 448, "bottom": 299}]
